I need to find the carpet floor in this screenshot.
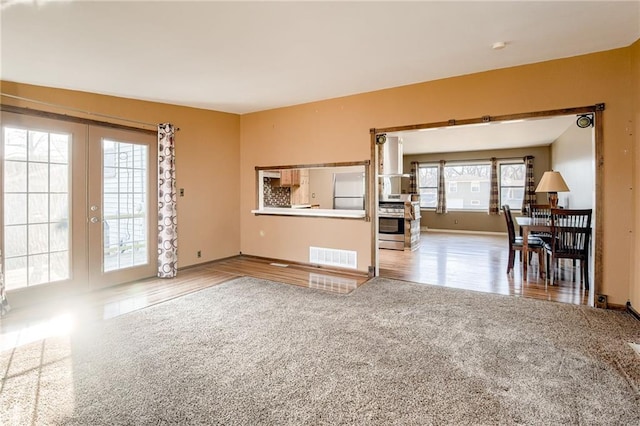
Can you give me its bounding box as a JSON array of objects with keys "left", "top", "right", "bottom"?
[{"left": 1, "top": 277, "right": 639, "bottom": 425}]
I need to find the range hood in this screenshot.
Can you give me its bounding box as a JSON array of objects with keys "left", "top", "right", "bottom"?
[{"left": 379, "top": 135, "right": 409, "bottom": 177}]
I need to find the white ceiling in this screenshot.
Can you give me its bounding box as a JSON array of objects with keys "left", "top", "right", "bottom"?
[
  {"left": 394, "top": 115, "right": 580, "bottom": 154},
  {"left": 1, "top": 1, "right": 639, "bottom": 115}
]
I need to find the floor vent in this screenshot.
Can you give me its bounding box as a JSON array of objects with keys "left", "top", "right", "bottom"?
[{"left": 309, "top": 246, "right": 357, "bottom": 269}]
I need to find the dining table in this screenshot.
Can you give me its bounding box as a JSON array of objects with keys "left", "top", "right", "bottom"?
[{"left": 515, "top": 216, "right": 551, "bottom": 279}]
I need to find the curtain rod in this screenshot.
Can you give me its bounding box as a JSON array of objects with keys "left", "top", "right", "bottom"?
[
  {"left": 417, "top": 155, "right": 528, "bottom": 164},
  {"left": 1, "top": 92, "right": 179, "bottom": 131}
]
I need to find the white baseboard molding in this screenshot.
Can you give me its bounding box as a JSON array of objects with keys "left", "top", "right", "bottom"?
[{"left": 421, "top": 227, "right": 506, "bottom": 236}]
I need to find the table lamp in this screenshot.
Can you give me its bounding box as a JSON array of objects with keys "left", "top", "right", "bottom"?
[{"left": 535, "top": 171, "right": 570, "bottom": 208}]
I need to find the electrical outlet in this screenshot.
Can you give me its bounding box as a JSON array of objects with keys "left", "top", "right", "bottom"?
[
  {"left": 454, "top": 219, "right": 459, "bottom": 224},
  {"left": 596, "top": 294, "right": 608, "bottom": 309},
  {"left": 197, "top": 250, "right": 201, "bottom": 258},
  {"left": 180, "top": 188, "right": 184, "bottom": 197}
]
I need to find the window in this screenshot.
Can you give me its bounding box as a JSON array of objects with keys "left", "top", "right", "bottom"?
[
  {"left": 499, "top": 162, "right": 525, "bottom": 209},
  {"left": 445, "top": 163, "right": 490, "bottom": 210},
  {"left": 417, "top": 160, "right": 525, "bottom": 212},
  {"left": 418, "top": 164, "right": 438, "bottom": 208}
]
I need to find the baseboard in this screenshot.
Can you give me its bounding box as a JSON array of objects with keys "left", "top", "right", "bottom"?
[
  {"left": 627, "top": 302, "right": 640, "bottom": 321},
  {"left": 606, "top": 302, "right": 627, "bottom": 311},
  {"left": 422, "top": 228, "right": 506, "bottom": 236},
  {"left": 177, "top": 254, "right": 241, "bottom": 271}
]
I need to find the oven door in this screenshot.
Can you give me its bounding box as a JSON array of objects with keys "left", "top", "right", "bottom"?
[{"left": 379, "top": 217, "right": 404, "bottom": 234}]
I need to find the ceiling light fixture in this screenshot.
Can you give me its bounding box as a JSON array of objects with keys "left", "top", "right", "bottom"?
[{"left": 492, "top": 41, "right": 506, "bottom": 50}]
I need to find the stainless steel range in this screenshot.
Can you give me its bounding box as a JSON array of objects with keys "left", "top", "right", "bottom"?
[{"left": 378, "top": 194, "right": 421, "bottom": 250}]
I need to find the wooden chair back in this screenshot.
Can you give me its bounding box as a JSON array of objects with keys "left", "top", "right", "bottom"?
[
  {"left": 549, "top": 208, "right": 592, "bottom": 256},
  {"left": 502, "top": 204, "right": 516, "bottom": 244},
  {"left": 528, "top": 204, "right": 551, "bottom": 221}
]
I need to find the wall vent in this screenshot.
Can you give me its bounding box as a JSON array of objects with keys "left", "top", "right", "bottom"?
[{"left": 309, "top": 246, "right": 357, "bottom": 269}]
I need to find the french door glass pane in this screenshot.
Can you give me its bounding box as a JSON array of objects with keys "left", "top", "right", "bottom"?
[
  {"left": 4, "top": 193, "right": 27, "bottom": 225},
  {"left": 2, "top": 127, "right": 71, "bottom": 290},
  {"left": 103, "top": 140, "right": 148, "bottom": 272}
]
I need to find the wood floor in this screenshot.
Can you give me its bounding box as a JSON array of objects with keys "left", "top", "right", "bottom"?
[
  {"left": 1, "top": 232, "right": 592, "bottom": 351},
  {"left": 0, "top": 257, "right": 369, "bottom": 351},
  {"left": 379, "top": 231, "right": 592, "bottom": 306}
]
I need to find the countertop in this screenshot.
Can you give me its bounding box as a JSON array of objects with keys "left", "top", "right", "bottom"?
[{"left": 252, "top": 207, "right": 366, "bottom": 218}]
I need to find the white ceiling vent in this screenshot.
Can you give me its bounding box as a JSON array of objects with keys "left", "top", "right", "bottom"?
[{"left": 309, "top": 246, "right": 357, "bottom": 270}]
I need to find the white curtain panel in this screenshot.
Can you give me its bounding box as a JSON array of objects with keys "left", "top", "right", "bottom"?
[{"left": 158, "top": 123, "right": 178, "bottom": 278}]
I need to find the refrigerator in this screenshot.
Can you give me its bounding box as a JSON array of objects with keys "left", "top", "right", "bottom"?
[{"left": 333, "top": 172, "right": 365, "bottom": 210}]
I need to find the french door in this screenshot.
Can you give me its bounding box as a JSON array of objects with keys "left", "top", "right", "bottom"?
[
  {"left": 87, "top": 126, "right": 157, "bottom": 288},
  {"left": 1, "top": 112, "right": 157, "bottom": 307}
]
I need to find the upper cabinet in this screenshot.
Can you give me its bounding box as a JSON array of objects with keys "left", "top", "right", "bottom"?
[
  {"left": 290, "top": 169, "right": 310, "bottom": 205},
  {"left": 280, "top": 169, "right": 300, "bottom": 187}
]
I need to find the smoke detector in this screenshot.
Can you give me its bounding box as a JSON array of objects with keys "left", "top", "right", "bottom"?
[{"left": 492, "top": 41, "right": 506, "bottom": 50}]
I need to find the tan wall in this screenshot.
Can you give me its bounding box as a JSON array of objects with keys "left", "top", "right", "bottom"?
[
  {"left": 3, "top": 44, "right": 637, "bottom": 305},
  {"left": 0, "top": 81, "right": 241, "bottom": 268},
  {"left": 239, "top": 107, "right": 372, "bottom": 271},
  {"left": 551, "top": 123, "right": 594, "bottom": 209},
  {"left": 405, "top": 146, "right": 551, "bottom": 233},
  {"left": 308, "top": 168, "right": 335, "bottom": 209},
  {"left": 240, "top": 46, "right": 636, "bottom": 304},
  {"left": 631, "top": 39, "right": 640, "bottom": 310}
]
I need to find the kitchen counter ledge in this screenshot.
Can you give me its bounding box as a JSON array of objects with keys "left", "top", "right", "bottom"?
[{"left": 251, "top": 208, "right": 366, "bottom": 219}]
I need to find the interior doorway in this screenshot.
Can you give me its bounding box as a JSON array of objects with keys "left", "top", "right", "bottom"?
[{"left": 371, "top": 105, "right": 603, "bottom": 306}]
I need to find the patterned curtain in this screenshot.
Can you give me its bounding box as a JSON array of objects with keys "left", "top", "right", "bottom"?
[
  {"left": 488, "top": 157, "right": 499, "bottom": 215},
  {"left": 521, "top": 155, "right": 536, "bottom": 213},
  {"left": 0, "top": 252, "right": 8, "bottom": 316},
  {"left": 435, "top": 160, "right": 447, "bottom": 214},
  {"left": 158, "top": 123, "right": 178, "bottom": 278},
  {"left": 409, "top": 161, "right": 419, "bottom": 194}
]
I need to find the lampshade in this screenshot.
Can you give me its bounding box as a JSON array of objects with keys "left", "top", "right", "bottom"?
[{"left": 535, "top": 171, "right": 570, "bottom": 193}]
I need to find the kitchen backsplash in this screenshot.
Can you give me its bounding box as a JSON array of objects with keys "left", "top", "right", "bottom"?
[{"left": 263, "top": 177, "right": 291, "bottom": 206}]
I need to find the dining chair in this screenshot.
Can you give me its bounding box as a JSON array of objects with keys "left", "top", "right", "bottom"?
[
  {"left": 502, "top": 205, "right": 546, "bottom": 275},
  {"left": 527, "top": 203, "right": 552, "bottom": 242},
  {"left": 544, "top": 208, "right": 592, "bottom": 288},
  {"left": 528, "top": 203, "right": 551, "bottom": 220}
]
